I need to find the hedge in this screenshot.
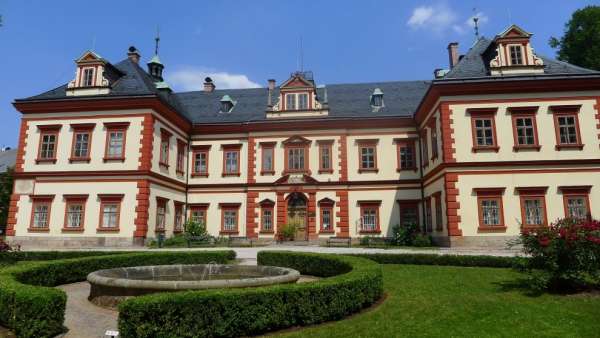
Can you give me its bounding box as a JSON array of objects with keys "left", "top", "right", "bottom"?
[
  {"left": 348, "top": 253, "right": 527, "bottom": 268},
  {"left": 0, "top": 250, "right": 235, "bottom": 338},
  {"left": 118, "top": 251, "right": 383, "bottom": 338},
  {"left": 0, "top": 250, "right": 130, "bottom": 266}
]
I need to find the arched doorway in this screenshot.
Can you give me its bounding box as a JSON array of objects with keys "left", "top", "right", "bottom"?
[{"left": 287, "top": 192, "right": 307, "bottom": 241}]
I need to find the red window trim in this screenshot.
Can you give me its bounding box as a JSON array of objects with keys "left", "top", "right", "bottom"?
[
  {"left": 219, "top": 202, "right": 241, "bottom": 235},
  {"left": 155, "top": 197, "right": 169, "bottom": 233},
  {"left": 357, "top": 139, "right": 379, "bottom": 173},
  {"left": 97, "top": 194, "right": 124, "bottom": 232},
  {"left": 432, "top": 191, "right": 443, "bottom": 231},
  {"left": 394, "top": 138, "right": 418, "bottom": 172},
  {"left": 103, "top": 122, "right": 129, "bottom": 162},
  {"left": 176, "top": 139, "right": 186, "bottom": 175},
  {"left": 28, "top": 194, "right": 55, "bottom": 232},
  {"left": 397, "top": 199, "right": 420, "bottom": 227},
  {"left": 189, "top": 203, "right": 209, "bottom": 225},
  {"left": 317, "top": 139, "right": 334, "bottom": 174},
  {"left": 222, "top": 144, "right": 242, "bottom": 177},
  {"left": 559, "top": 185, "right": 592, "bottom": 220},
  {"left": 191, "top": 145, "right": 211, "bottom": 177},
  {"left": 69, "top": 123, "right": 95, "bottom": 163},
  {"left": 259, "top": 199, "right": 275, "bottom": 233},
  {"left": 516, "top": 187, "right": 549, "bottom": 229},
  {"left": 173, "top": 201, "right": 185, "bottom": 233},
  {"left": 259, "top": 142, "right": 276, "bottom": 175},
  {"left": 318, "top": 198, "right": 335, "bottom": 233},
  {"left": 550, "top": 105, "right": 584, "bottom": 150},
  {"left": 36, "top": 125, "right": 62, "bottom": 164},
  {"left": 469, "top": 108, "right": 500, "bottom": 152},
  {"left": 474, "top": 187, "right": 506, "bottom": 232},
  {"left": 428, "top": 117, "right": 438, "bottom": 161},
  {"left": 62, "top": 194, "right": 88, "bottom": 232},
  {"left": 159, "top": 128, "right": 172, "bottom": 168},
  {"left": 282, "top": 136, "right": 311, "bottom": 175},
  {"left": 358, "top": 200, "right": 381, "bottom": 234},
  {"left": 508, "top": 107, "right": 541, "bottom": 151}
]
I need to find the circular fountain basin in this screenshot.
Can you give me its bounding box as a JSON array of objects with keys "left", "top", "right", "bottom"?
[{"left": 87, "top": 264, "right": 300, "bottom": 306}]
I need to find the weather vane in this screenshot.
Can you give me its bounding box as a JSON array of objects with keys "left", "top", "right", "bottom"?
[
  {"left": 473, "top": 8, "right": 480, "bottom": 39},
  {"left": 155, "top": 26, "right": 160, "bottom": 56}
]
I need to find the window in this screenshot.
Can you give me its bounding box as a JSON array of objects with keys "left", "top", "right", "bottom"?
[
  {"left": 286, "top": 94, "right": 296, "bottom": 110},
  {"left": 395, "top": 139, "right": 416, "bottom": 171},
  {"left": 551, "top": 106, "right": 583, "bottom": 150},
  {"left": 359, "top": 201, "right": 381, "bottom": 233},
  {"left": 560, "top": 186, "right": 591, "bottom": 220},
  {"left": 103, "top": 122, "right": 129, "bottom": 161},
  {"left": 176, "top": 140, "right": 186, "bottom": 175},
  {"left": 36, "top": 125, "right": 61, "bottom": 163},
  {"left": 156, "top": 198, "right": 167, "bottom": 232},
  {"left": 317, "top": 140, "right": 333, "bottom": 174},
  {"left": 63, "top": 195, "right": 87, "bottom": 231},
  {"left": 298, "top": 93, "right": 309, "bottom": 110},
  {"left": 98, "top": 194, "right": 123, "bottom": 230},
  {"left": 420, "top": 130, "right": 429, "bottom": 167},
  {"left": 433, "top": 192, "right": 443, "bottom": 231},
  {"left": 398, "top": 200, "right": 419, "bottom": 227},
  {"left": 222, "top": 144, "right": 241, "bottom": 176},
  {"left": 69, "top": 123, "right": 94, "bottom": 162},
  {"left": 508, "top": 108, "right": 541, "bottom": 151},
  {"left": 318, "top": 198, "right": 335, "bottom": 233},
  {"left": 192, "top": 145, "right": 210, "bottom": 177},
  {"left": 190, "top": 204, "right": 208, "bottom": 225},
  {"left": 82, "top": 68, "right": 95, "bottom": 87},
  {"left": 159, "top": 129, "right": 171, "bottom": 167},
  {"left": 220, "top": 203, "right": 240, "bottom": 234},
  {"left": 509, "top": 45, "right": 523, "bottom": 65},
  {"left": 260, "top": 142, "right": 276, "bottom": 175},
  {"left": 174, "top": 202, "right": 184, "bottom": 232},
  {"left": 474, "top": 188, "right": 506, "bottom": 231},
  {"left": 29, "top": 195, "right": 54, "bottom": 230},
  {"left": 260, "top": 200, "right": 275, "bottom": 233},
  {"left": 516, "top": 188, "right": 548, "bottom": 228},
  {"left": 357, "top": 139, "right": 378, "bottom": 173},
  {"left": 425, "top": 197, "right": 432, "bottom": 232},
  {"left": 469, "top": 109, "right": 499, "bottom": 152},
  {"left": 429, "top": 118, "right": 438, "bottom": 160},
  {"left": 288, "top": 148, "right": 305, "bottom": 171},
  {"left": 283, "top": 136, "right": 311, "bottom": 174}
]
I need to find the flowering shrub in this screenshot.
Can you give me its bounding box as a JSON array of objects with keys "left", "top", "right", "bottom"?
[
  {"left": 518, "top": 218, "right": 600, "bottom": 291},
  {"left": 0, "top": 239, "right": 12, "bottom": 252}
]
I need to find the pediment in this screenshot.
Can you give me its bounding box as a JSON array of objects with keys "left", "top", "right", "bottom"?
[
  {"left": 75, "top": 50, "right": 105, "bottom": 64},
  {"left": 274, "top": 174, "right": 319, "bottom": 185},
  {"left": 282, "top": 135, "right": 312, "bottom": 145},
  {"left": 496, "top": 25, "right": 531, "bottom": 39},
  {"left": 280, "top": 74, "right": 313, "bottom": 88}
]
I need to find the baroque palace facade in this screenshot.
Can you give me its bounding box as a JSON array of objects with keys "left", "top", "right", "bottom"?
[{"left": 6, "top": 25, "right": 600, "bottom": 248}]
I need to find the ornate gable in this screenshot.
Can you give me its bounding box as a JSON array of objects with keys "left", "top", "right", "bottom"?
[
  {"left": 66, "top": 50, "right": 114, "bottom": 96},
  {"left": 489, "top": 25, "right": 544, "bottom": 76},
  {"left": 268, "top": 71, "right": 329, "bottom": 118}
]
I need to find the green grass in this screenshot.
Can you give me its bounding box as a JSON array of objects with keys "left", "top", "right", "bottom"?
[{"left": 272, "top": 265, "right": 600, "bottom": 337}]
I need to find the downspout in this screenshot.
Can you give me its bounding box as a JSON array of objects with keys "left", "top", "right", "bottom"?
[
  {"left": 184, "top": 134, "right": 190, "bottom": 223},
  {"left": 417, "top": 128, "right": 426, "bottom": 234}
]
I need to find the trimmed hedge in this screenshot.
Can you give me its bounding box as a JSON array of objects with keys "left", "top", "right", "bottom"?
[
  {"left": 348, "top": 253, "right": 526, "bottom": 268},
  {"left": 0, "top": 250, "right": 235, "bottom": 338},
  {"left": 118, "top": 251, "right": 383, "bottom": 338},
  {"left": 0, "top": 250, "right": 130, "bottom": 266}
]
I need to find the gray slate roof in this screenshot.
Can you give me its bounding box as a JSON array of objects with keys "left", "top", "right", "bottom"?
[
  {"left": 443, "top": 38, "right": 599, "bottom": 80},
  {"left": 0, "top": 149, "right": 16, "bottom": 172}
]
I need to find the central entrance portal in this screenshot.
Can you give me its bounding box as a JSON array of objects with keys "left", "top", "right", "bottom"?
[{"left": 287, "top": 193, "right": 307, "bottom": 241}]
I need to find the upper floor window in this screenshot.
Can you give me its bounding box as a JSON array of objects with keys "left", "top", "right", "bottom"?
[
  {"left": 176, "top": 140, "right": 186, "bottom": 175},
  {"left": 288, "top": 148, "right": 305, "bottom": 171},
  {"left": 285, "top": 93, "right": 310, "bottom": 110},
  {"left": 509, "top": 45, "right": 523, "bottom": 65},
  {"left": 82, "top": 68, "right": 95, "bottom": 87},
  {"left": 395, "top": 139, "right": 416, "bottom": 171},
  {"left": 222, "top": 144, "right": 241, "bottom": 176},
  {"left": 159, "top": 129, "right": 171, "bottom": 167},
  {"left": 420, "top": 131, "right": 429, "bottom": 167},
  {"left": 286, "top": 94, "right": 296, "bottom": 110},
  {"left": 283, "top": 136, "right": 311, "bottom": 174},
  {"left": 298, "top": 93, "right": 308, "bottom": 110},
  {"left": 260, "top": 142, "right": 275, "bottom": 175},
  {"left": 220, "top": 95, "right": 235, "bottom": 113},
  {"left": 429, "top": 118, "right": 438, "bottom": 160},
  {"left": 36, "top": 125, "right": 61, "bottom": 163},
  {"left": 469, "top": 109, "right": 499, "bottom": 152},
  {"left": 509, "top": 107, "right": 540, "bottom": 151},
  {"left": 69, "top": 123, "right": 94, "bottom": 162},
  {"left": 317, "top": 140, "right": 333, "bottom": 174},
  {"left": 357, "top": 139, "right": 378, "bottom": 173},
  {"left": 192, "top": 145, "right": 210, "bottom": 177},
  {"left": 103, "top": 122, "right": 129, "bottom": 161},
  {"left": 551, "top": 106, "right": 583, "bottom": 150},
  {"left": 371, "top": 88, "right": 384, "bottom": 108}
]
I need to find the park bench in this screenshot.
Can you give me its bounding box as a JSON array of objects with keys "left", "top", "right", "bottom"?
[
  {"left": 186, "top": 236, "right": 215, "bottom": 248},
  {"left": 326, "top": 236, "right": 351, "bottom": 247},
  {"left": 228, "top": 236, "right": 254, "bottom": 247},
  {"left": 364, "top": 237, "right": 389, "bottom": 248}
]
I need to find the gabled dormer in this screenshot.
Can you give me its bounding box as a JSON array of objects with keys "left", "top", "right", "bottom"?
[
  {"left": 268, "top": 71, "right": 329, "bottom": 119},
  {"left": 66, "top": 50, "right": 122, "bottom": 96},
  {"left": 488, "top": 25, "right": 544, "bottom": 76}
]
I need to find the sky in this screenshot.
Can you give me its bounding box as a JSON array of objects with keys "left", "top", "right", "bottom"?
[{"left": 0, "top": 0, "right": 596, "bottom": 147}]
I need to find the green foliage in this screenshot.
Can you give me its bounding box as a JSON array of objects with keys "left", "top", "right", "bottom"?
[
  {"left": 391, "top": 223, "right": 432, "bottom": 246},
  {"left": 184, "top": 219, "right": 210, "bottom": 239},
  {"left": 118, "top": 251, "right": 383, "bottom": 338},
  {"left": 0, "top": 166, "right": 14, "bottom": 231},
  {"left": 549, "top": 5, "right": 600, "bottom": 70},
  {"left": 515, "top": 218, "right": 600, "bottom": 291},
  {"left": 0, "top": 250, "right": 128, "bottom": 265},
  {"left": 280, "top": 222, "right": 298, "bottom": 241},
  {"left": 412, "top": 234, "right": 432, "bottom": 247},
  {"left": 0, "top": 251, "right": 235, "bottom": 337},
  {"left": 348, "top": 252, "right": 524, "bottom": 268}
]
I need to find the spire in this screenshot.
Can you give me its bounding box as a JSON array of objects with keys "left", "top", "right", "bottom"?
[{"left": 154, "top": 26, "right": 160, "bottom": 56}]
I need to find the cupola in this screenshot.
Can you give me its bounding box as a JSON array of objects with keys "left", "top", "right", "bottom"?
[{"left": 147, "top": 55, "right": 164, "bottom": 82}]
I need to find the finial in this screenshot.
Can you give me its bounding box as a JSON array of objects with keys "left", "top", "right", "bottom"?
[
  {"left": 154, "top": 26, "right": 160, "bottom": 56},
  {"left": 472, "top": 8, "right": 480, "bottom": 39}
]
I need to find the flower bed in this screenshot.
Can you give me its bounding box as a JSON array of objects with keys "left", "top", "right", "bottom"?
[
  {"left": 118, "top": 251, "right": 383, "bottom": 338},
  {"left": 0, "top": 251, "right": 235, "bottom": 338}
]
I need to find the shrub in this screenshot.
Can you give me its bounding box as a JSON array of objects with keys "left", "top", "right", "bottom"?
[
  {"left": 391, "top": 223, "right": 428, "bottom": 246},
  {"left": 280, "top": 222, "right": 297, "bottom": 241},
  {"left": 412, "top": 234, "right": 432, "bottom": 247},
  {"left": 515, "top": 218, "right": 600, "bottom": 291},
  {"left": 0, "top": 250, "right": 235, "bottom": 338},
  {"left": 118, "top": 251, "right": 383, "bottom": 338},
  {"left": 348, "top": 252, "right": 523, "bottom": 268},
  {"left": 0, "top": 250, "right": 129, "bottom": 266},
  {"left": 184, "top": 219, "right": 211, "bottom": 241},
  {"left": 0, "top": 239, "right": 12, "bottom": 252},
  {"left": 161, "top": 234, "right": 188, "bottom": 248}
]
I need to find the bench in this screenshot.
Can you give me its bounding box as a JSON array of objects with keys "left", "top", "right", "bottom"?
[
  {"left": 228, "top": 236, "right": 254, "bottom": 247},
  {"left": 364, "top": 237, "right": 389, "bottom": 248},
  {"left": 186, "top": 236, "right": 215, "bottom": 248},
  {"left": 326, "top": 237, "right": 351, "bottom": 247}
]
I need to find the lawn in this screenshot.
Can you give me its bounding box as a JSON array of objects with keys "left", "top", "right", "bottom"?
[{"left": 272, "top": 264, "right": 600, "bottom": 337}]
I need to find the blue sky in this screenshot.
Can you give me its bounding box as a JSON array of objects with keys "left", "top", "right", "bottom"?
[{"left": 0, "top": 0, "right": 596, "bottom": 146}]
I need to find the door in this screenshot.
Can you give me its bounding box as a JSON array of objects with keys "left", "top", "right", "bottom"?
[{"left": 287, "top": 193, "right": 308, "bottom": 241}]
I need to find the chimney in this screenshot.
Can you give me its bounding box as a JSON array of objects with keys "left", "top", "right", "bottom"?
[
  {"left": 447, "top": 42, "right": 459, "bottom": 69},
  {"left": 127, "top": 46, "right": 141, "bottom": 64},
  {"left": 267, "top": 79, "right": 275, "bottom": 107},
  {"left": 203, "top": 77, "right": 215, "bottom": 93}
]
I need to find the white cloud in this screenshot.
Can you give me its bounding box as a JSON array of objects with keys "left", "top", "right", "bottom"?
[
  {"left": 407, "top": 3, "right": 458, "bottom": 33},
  {"left": 167, "top": 66, "right": 261, "bottom": 91}
]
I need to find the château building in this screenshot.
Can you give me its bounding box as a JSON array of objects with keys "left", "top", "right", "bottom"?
[{"left": 7, "top": 25, "right": 600, "bottom": 248}]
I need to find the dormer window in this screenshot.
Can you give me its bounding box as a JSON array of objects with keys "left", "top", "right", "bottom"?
[
  {"left": 298, "top": 93, "right": 308, "bottom": 110},
  {"left": 220, "top": 95, "right": 235, "bottom": 113},
  {"left": 509, "top": 45, "right": 523, "bottom": 65},
  {"left": 82, "top": 68, "right": 95, "bottom": 87},
  {"left": 371, "top": 88, "right": 384, "bottom": 108}
]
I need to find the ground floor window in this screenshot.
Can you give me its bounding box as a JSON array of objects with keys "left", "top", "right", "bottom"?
[
  {"left": 359, "top": 201, "right": 381, "bottom": 233},
  {"left": 474, "top": 188, "right": 505, "bottom": 231},
  {"left": 98, "top": 194, "right": 123, "bottom": 230},
  {"left": 64, "top": 195, "right": 87, "bottom": 229},
  {"left": 559, "top": 186, "right": 591, "bottom": 220},
  {"left": 30, "top": 195, "right": 54, "bottom": 229},
  {"left": 220, "top": 203, "right": 240, "bottom": 234}
]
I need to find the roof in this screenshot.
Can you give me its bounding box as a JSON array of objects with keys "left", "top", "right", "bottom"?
[
  {"left": 0, "top": 149, "right": 16, "bottom": 172},
  {"left": 443, "top": 37, "right": 599, "bottom": 80}
]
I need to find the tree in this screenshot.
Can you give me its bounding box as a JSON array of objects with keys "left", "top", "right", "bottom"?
[
  {"left": 0, "top": 167, "right": 14, "bottom": 233},
  {"left": 549, "top": 6, "right": 600, "bottom": 71}
]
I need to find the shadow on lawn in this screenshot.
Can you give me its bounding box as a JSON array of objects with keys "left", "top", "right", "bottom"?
[
  {"left": 495, "top": 278, "right": 600, "bottom": 298},
  {"left": 494, "top": 278, "right": 545, "bottom": 297}
]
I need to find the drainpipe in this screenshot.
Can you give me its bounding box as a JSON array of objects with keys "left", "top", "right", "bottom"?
[
  {"left": 184, "top": 134, "right": 191, "bottom": 223},
  {"left": 417, "top": 128, "right": 426, "bottom": 235}
]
